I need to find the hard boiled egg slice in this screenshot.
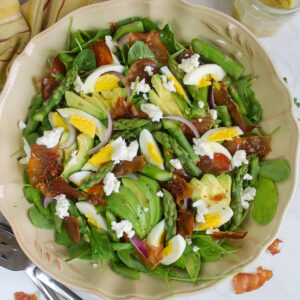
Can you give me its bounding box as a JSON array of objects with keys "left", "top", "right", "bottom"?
[
  {"left": 161, "top": 234, "right": 186, "bottom": 265},
  {"left": 194, "top": 203, "right": 233, "bottom": 231},
  {"left": 201, "top": 127, "right": 243, "bottom": 143},
  {"left": 76, "top": 201, "right": 107, "bottom": 231},
  {"left": 160, "top": 66, "right": 188, "bottom": 99},
  {"left": 83, "top": 64, "right": 124, "bottom": 93},
  {"left": 146, "top": 220, "right": 165, "bottom": 247},
  {"left": 183, "top": 64, "right": 226, "bottom": 88},
  {"left": 48, "top": 112, "right": 68, "bottom": 130},
  {"left": 194, "top": 140, "right": 233, "bottom": 160},
  {"left": 68, "top": 171, "right": 92, "bottom": 186},
  {"left": 87, "top": 143, "right": 114, "bottom": 168},
  {"left": 139, "top": 129, "right": 164, "bottom": 169},
  {"left": 57, "top": 108, "right": 106, "bottom": 139}
]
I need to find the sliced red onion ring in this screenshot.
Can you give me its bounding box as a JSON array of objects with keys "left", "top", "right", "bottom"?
[
  {"left": 117, "top": 33, "right": 129, "bottom": 48},
  {"left": 163, "top": 115, "right": 200, "bottom": 139},
  {"left": 208, "top": 81, "right": 216, "bottom": 109},
  {"left": 88, "top": 109, "right": 113, "bottom": 155},
  {"left": 183, "top": 198, "right": 191, "bottom": 210},
  {"left": 130, "top": 236, "right": 148, "bottom": 259},
  {"left": 105, "top": 71, "right": 131, "bottom": 101},
  {"left": 42, "top": 197, "right": 55, "bottom": 208},
  {"left": 60, "top": 118, "right": 77, "bottom": 150}
]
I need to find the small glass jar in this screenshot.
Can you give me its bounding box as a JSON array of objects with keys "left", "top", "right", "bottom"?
[{"left": 233, "top": 0, "right": 300, "bottom": 37}]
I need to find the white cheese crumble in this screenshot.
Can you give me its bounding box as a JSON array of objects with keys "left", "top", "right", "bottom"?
[
  {"left": 111, "top": 137, "right": 139, "bottom": 163},
  {"left": 193, "top": 138, "right": 214, "bottom": 159},
  {"left": 198, "top": 101, "right": 205, "bottom": 109},
  {"left": 55, "top": 194, "right": 70, "bottom": 219},
  {"left": 169, "top": 159, "right": 183, "bottom": 170},
  {"left": 243, "top": 173, "right": 253, "bottom": 181},
  {"left": 103, "top": 172, "right": 120, "bottom": 196},
  {"left": 178, "top": 54, "right": 200, "bottom": 73},
  {"left": 144, "top": 65, "right": 154, "bottom": 76},
  {"left": 192, "top": 199, "right": 209, "bottom": 223},
  {"left": 105, "top": 35, "right": 117, "bottom": 52},
  {"left": 111, "top": 220, "right": 135, "bottom": 238},
  {"left": 73, "top": 75, "right": 86, "bottom": 93},
  {"left": 0, "top": 185, "right": 4, "bottom": 199},
  {"left": 160, "top": 75, "right": 176, "bottom": 93},
  {"left": 130, "top": 78, "right": 150, "bottom": 95},
  {"left": 156, "top": 191, "right": 164, "bottom": 197},
  {"left": 92, "top": 263, "right": 98, "bottom": 268},
  {"left": 193, "top": 246, "right": 200, "bottom": 252},
  {"left": 140, "top": 103, "right": 163, "bottom": 122},
  {"left": 143, "top": 93, "right": 149, "bottom": 100},
  {"left": 232, "top": 150, "right": 248, "bottom": 168},
  {"left": 206, "top": 228, "right": 220, "bottom": 235},
  {"left": 208, "top": 109, "right": 218, "bottom": 120},
  {"left": 186, "top": 238, "right": 192, "bottom": 245},
  {"left": 19, "top": 121, "right": 27, "bottom": 130},
  {"left": 68, "top": 150, "right": 78, "bottom": 166},
  {"left": 241, "top": 187, "right": 256, "bottom": 209},
  {"left": 143, "top": 207, "right": 149, "bottom": 212},
  {"left": 36, "top": 127, "right": 64, "bottom": 149},
  {"left": 20, "top": 137, "right": 31, "bottom": 165},
  {"left": 198, "top": 118, "right": 203, "bottom": 123}
]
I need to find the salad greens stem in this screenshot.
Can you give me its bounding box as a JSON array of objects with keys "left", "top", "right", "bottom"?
[
  {"left": 113, "top": 21, "right": 144, "bottom": 41},
  {"left": 216, "top": 105, "right": 232, "bottom": 127},
  {"left": 139, "top": 164, "right": 173, "bottom": 181}
]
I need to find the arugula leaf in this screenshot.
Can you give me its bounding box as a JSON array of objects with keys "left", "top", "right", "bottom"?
[
  {"left": 111, "top": 243, "right": 133, "bottom": 251},
  {"left": 59, "top": 53, "right": 74, "bottom": 70},
  {"left": 259, "top": 158, "right": 290, "bottom": 183},
  {"left": 55, "top": 225, "right": 72, "bottom": 247},
  {"left": 70, "top": 30, "right": 92, "bottom": 50},
  {"left": 112, "top": 262, "right": 140, "bottom": 280},
  {"left": 117, "top": 249, "right": 148, "bottom": 272},
  {"left": 252, "top": 175, "right": 278, "bottom": 225},
  {"left": 73, "top": 49, "right": 96, "bottom": 72},
  {"left": 184, "top": 251, "right": 201, "bottom": 282},
  {"left": 67, "top": 239, "right": 90, "bottom": 261},
  {"left": 28, "top": 206, "right": 54, "bottom": 229},
  {"left": 128, "top": 41, "right": 156, "bottom": 65},
  {"left": 115, "top": 17, "right": 141, "bottom": 28}
]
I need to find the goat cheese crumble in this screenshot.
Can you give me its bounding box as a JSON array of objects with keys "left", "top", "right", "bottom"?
[
  {"left": 186, "top": 238, "right": 192, "bottom": 245},
  {"left": 243, "top": 173, "right": 253, "bottom": 181},
  {"left": 232, "top": 150, "right": 248, "bottom": 168},
  {"left": 111, "top": 137, "right": 139, "bottom": 163},
  {"left": 55, "top": 194, "right": 70, "bottom": 219},
  {"left": 140, "top": 103, "right": 163, "bottom": 122},
  {"left": 192, "top": 199, "right": 209, "bottom": 223},
  {"left": 144, "top": 65, "right": 154, "bottom": 76},
  {"left": 73, "top": 75, "right": 86, "bottom": 93},
  {"left": 130, "top": 78, "right": 150, "bottom": 94},
  {"left": 241, "top": 187, "right": 256, "bottom": 209},
  {"left": 156, "top": 191, "right": 164, "bottom": 197},
  {"left": 111, "top": 220, "right": 135, "bottom": 238},
  {"left": 103, "top": 172, "right": 120, "bottom": 196},
  {"left": 193, "top": 138, "right": 214, "bottom": 159},
  {"left": 208, "top": 109, "right": 218, "bottom": 120},
  {"left": 169, "top": 159, "right": 183, "bottom": 170},
  {"left": 198, "top": 101, "right": 205, "bottom": 108},
  {"left": 178, "top": 54, "right": 200, "bottom": 73},
  {"left": 160, "top": 75, "right": 176, "bottom": 93},
  {"left": 20, "top": 137, "right": 31, "bottom": 165},
  {"left": 36, "top": 127, "right": 64, "bottom": 148},
  {"left": 19, "top": 121, "right": 27, "bottom": 130},
  {"left": 193, "top": 246, "right": 200, "bottom": 252}
]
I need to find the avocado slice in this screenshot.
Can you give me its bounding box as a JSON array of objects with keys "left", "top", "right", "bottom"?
[
  {"left": 217, "top": 174, "right": 232, "bottom": 206},
  {"left": 149, "top": 74, "right": 183, "bottom": 116},
  {"left": 61, "top": 133, "right": 94, "bottom": 178},
  {"left": 138, "top": 174, "right": 162, "bottom": 226},
  {"left": 106, "top": 192, "right": 143, "bottom": 239},
  {"left": 65, "top": 91, "right": 107, "bottom": 120},
  {"left": 101, "top": 87, "right": 127, "bottom": 109}
]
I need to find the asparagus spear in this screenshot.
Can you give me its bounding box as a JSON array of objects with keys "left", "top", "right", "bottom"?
[
  {"left": 33, "top": 65, "right": 78, "bottom": 122},
  {"left": 115, "top": 17, "right": 141, "bottom": 28},
  {"left": 187, "top": 85, "right": 209, "bottom": 108},
  {"left": 139, "top": 164, "right": 173, "bottom": 182},
  {"left": 113, "top": 119, "right": 151, "bottom": 131},
  {"left": 227, "top": 85, "right": 247, "bottom": 115},
  {"left": 162, "top": 188, "right": 177, "bottom": 242},
  {"left": 113, "top": 21, "right": 144, "bottom": 41},
  {"left": 191, "top": 39, "right": 244, "bottom": 80},
  {"left": 216, "top": 105, "right": 232, "bottom": 127}
]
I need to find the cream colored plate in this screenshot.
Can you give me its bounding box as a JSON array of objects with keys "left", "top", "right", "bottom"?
[{"left": 0, "top": 0, "right": 299, "bottom": 299}]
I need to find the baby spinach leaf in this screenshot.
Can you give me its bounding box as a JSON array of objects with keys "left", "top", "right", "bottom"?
[
  {"left": 73, "top": 49, "right": 96, "bottom": 72},
  {"left": 55, "top": 225, "right": 72, "bottom": 247},
  {"left": 252, "top": 175, "right": 278, "bottom": 225},
  {"left": 141, "top": 18, "right": 160, "bottom": 32},
  {"left": 111, "top": 243, "right": 133, "bottom": 251},
  {"left": 117, "top": 249, "right": 148, "bottom": 272},
  {"left": 193, "top": 236, "right": 222, "bottom": 262},
  {"left": 259, "top": 158, "right": 290, "bottom": 183},
  {"left": 59, "top": 53, "right": 74, "bottom": 70},
  {"left": 112, "top": 262, "right": 140, "bottom": 280},
  {"left": 67, "top": 239, "right": 90, "bottom": 261},
  {"left": 90, "top": 226, "right": 114, "bottom": 260},
  {"left": 24, "top": 186, "right": 49, "bottom": 215},
  {"left": 28, "top": 206, "right": 54, "bottom": 229},
  {"left": 128, "top": 41, "right": 156, "bottom": 65},
  {"left": 184, "top": 251, "right": 201, "bottom": 282}
]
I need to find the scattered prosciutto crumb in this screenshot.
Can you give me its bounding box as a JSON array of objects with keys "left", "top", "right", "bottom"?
[
  {"left": 267, "top": 239, "right": 283, "bottom": 255},
  {"left": 14, "top": 292, "right": 37, "bottom": 300},
  {"left": 232, "top": 267, "right": 273, "bottom": 294},
  {"left": 212, "top": 231, "right": 247, "bottom": 240},
  {"left": 134, "top": 242, "right": 163, "bottom": 270},
  {"left": 63, "top": 216, "right": 80, "bottom": 244}
]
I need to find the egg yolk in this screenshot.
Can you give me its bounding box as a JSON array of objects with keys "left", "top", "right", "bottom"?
[
  {"left": 197, "top": 213, "right": 223, "bottom": 230},
  {"left": 52, "top": 112, "right": 68, "bottom": 131},
  {"left": 168, "top": 75, "right": 188, "bottom": 99},
  {"left": 69, "top": 115, "right": 96, "bottom": 138},
  {"left": 85, "top": 214, "right": 102, "bottom": 230},
  {"left": 88, "top": 144, "right": 114, "bottom": 167},
  {"left": 94, "top": 74, "right": 120, "bottom": 92},
  {"left": 206, "top": 128, "right": 240, "bottom": 142},
  {"left": 196, "top": 74, "right": 218, "bottom": 88},
  {"left": 162, "top": 240, "right": 173, "bottom": 256},
  {"left": 147, "top": 142, "right": 163, "bottom": 166}
]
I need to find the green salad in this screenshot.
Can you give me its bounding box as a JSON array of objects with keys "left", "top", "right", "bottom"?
[{"left": 20, "top": 16, "right": 290, "bottom": 288}]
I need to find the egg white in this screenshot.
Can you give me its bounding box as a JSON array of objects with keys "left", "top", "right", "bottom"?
[{"left": 160, "top": 234, "right": 186, "bottom": 265}]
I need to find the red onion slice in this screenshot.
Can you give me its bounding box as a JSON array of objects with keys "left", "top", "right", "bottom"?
[
  {"left": 130, "top": 236, "right": 148, "bottom": 259},
  {"left": 42, "top": 197, "right": 55, "bottom": 208},
  {"left": 88, "top": 109, "right": 113, "bottom": 155},
  {"left": 117, "top": 33, "right": 129, "bottom": 48},
  {"left": 208, "top": 81, "right": 216, "bottom": 109},
  {"left": 163, "top": 115, "right": 200, "bottom": 139},
  {"left": 183, "top": 198, "right": 191, "bottom": 210},
  {"left": 60, "top": 118, "right": 77, "bottom": 150}
]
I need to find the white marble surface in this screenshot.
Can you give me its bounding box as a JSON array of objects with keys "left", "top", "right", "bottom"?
[{"left": 1, "top": 1, "right": 299, "bottom": 299}]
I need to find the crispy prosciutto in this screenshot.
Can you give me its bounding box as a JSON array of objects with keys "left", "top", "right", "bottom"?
[
  {"left": 232, "top": 267, "right": 273, "bottom": 294},
  {"left": 90, "top": 40, "right": 114, "bottom": 66},
  {"left": 196, "top": 153, "right": 232, "bottom": 176},
  {"left": 212, "top": 231, "right": 247, "bottom": 240},
  {"left": 86, "top": 182, "right": 105, "bottom": 206},
  {"left": 224, "top": 136, "right": 271, "bottom": 160},
  {"left": 113, "top": 156, "right": 146, "bottom": 177},
  {"left": 134, "top": 242, "right": 163, "bottom": 270},
  {"left": 213, "top": 82, "right": 255, "bottom": 133},
  {"left": 176, "top": 209, "right": 194, "bottom": 238},
  {"left": 267, "top": 238, "right": 282, "bottom": 255},
  {"left": 181, "top": 116, "right": 214, "bottom": 140},
  {"left": 63, "top": 216, "right": 80, "bottom": 244},
  {"left": 126, "top": 58, "right": 158, "bottom": 86},
  {"left": 176, "top": 48, "right": 194, "bottom": 63},
  {"left": 162, "top": 175, "right": 193, "bottom": 206},
  {"left": 14, "top": 292, "right": 37, "bottom": 300},
  {"left": 128, "top": 31, "right": 168, "bottom": 64},
  {"left": 110, "top": 97, "right": 148, "bottom": 120}
]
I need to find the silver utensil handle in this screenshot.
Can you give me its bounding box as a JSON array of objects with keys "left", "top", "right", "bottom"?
[
  {"left": 34, "top": 267, "right": 83, "bottom": 300},
  {"left": 25, "top": 268, "right": 59, "bottom": 300}
]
